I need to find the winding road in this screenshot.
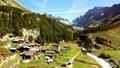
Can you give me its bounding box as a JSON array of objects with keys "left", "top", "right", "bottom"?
[{"left": 87, "top": 53, "right": 112, "bottom": 68}]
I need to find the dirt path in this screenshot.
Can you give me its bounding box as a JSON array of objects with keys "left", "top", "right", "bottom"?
[
  {"left": 66, "top": 51, "right": 80, "bottom": 68},
  {"left": 87, "top": 53, "right": 112, "bottom": 68}
]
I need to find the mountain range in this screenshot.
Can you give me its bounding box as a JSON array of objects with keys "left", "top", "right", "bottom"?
[{"left": 73, "top": 3, "right": 120, "bottom": 28}]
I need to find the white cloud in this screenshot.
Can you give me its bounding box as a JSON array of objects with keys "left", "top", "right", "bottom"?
[
  {"left": 47, "top": 8, "right": 91, "bottom": 14},
  {"left": 30, "top": 0, "right": 48, "bottom": 9}
]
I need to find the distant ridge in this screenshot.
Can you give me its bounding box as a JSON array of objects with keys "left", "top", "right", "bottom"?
[{"left": 72, "top": 3, "right": 120, "bottom": 28}]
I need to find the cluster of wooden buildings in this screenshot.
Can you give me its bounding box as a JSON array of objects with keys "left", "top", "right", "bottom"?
[
  {"left": 9, "top": 44, "right": 41, "bottom": 62},
  {"left": 0, "top": 33, "right": 61, "bottom": 64},
  {"left": 9, "top": 44, "right": 57, "bottom": 63},
  {"left": 12, "top": 38, "right": 30, "bottom": 44},
  {"left": 20, "top": 44, "right": 41, "bottom": 60}
]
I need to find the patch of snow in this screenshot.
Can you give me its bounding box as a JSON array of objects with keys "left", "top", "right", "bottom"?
[
  {"left": 101, "top": 13, "right": 104, "bottom": 16},
  {"left": 89, "top": 16, "right": 94, "bottom": 20},
  {"left": 73, "top": 26, "right": 85, "bottom": 30},
  {"left": 59, "top": 20, "right": 70, "bottom": 25}
]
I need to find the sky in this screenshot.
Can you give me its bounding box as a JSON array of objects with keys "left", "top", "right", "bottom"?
[{"left": 18, "top": 0, "right": 120, "bottom": 22}]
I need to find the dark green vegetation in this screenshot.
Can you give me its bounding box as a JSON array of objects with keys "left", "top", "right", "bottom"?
[{"left": 0, "top": 6, "right": 73, "bottom": 43}]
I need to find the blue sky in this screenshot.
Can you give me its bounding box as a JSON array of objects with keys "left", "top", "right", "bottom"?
[{"left": 18, "top": 0, "right": 120, "bottom": 22}]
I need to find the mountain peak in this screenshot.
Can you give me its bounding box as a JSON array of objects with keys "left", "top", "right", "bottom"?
[{"left": 0, "top": 0, "right": 30, "bottom": 12}]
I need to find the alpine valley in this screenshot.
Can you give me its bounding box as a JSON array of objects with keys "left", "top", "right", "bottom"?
[{"left": 0, "top": 0, "right": 120, "bottom": 68}]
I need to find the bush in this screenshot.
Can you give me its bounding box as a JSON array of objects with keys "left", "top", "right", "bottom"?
[
  {"left": 95, "top": 37, "right": 107, "bottom": 45},
  {"left": 94, "top": 44, "right": 101, "bottom": 49},
  {"left": 28, "top": 36, "right": 33, "bottom": 42},
  {"left": 99, "top": 52, "right": 111, "bottom": 59}
]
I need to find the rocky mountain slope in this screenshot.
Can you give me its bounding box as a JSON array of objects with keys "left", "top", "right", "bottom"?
[
  {"left": 43, "top": 13, "right": 71, "bottom": 25},
  {"left": 73, "top": 3, "right": 120, "bottom": 28},
  {"left": 0, "top": 0, "right": 30, "bottom": 12}
]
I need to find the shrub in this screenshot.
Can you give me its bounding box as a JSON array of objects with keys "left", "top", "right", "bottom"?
[
  {"left": 28, "top": 36, "right": 33, "bottom": 42},
  {"left": 95, "top": 37, "right": 107, "bottom": 45},
  {"left": 99, "top": 52, "right": 111, "bottom": 59}
]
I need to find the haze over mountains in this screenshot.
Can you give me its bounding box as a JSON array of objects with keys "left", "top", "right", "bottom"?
[{"left": 72, "top": 3, "right": 120, "bottom": 28}]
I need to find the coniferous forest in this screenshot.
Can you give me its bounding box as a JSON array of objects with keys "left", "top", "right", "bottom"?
[{"left": 0, "top": 6, "right": 73, "bottom": 43}]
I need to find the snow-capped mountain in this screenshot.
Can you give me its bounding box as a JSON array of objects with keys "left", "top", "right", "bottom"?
[
  {"left": 43, "top": 13, "right": 71, "bottom": 25},
  {"left": 72, "top": 3, "right": 120, "bottom": 28},
  {"left": 56, "top": 16, "right": 71, "bottom": 25}
]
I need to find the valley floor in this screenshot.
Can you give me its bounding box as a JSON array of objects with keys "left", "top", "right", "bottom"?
[{"left": 0, "top": 40, "right": 117, "bottom": 68}]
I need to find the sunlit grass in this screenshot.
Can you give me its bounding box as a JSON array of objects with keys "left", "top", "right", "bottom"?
[{"left": 73, "top": 52, "right": 101, "bottom": 68}]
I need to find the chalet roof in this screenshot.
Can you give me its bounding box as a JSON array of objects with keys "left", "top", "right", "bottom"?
[
  {"left": 13, "top": 39, "right": 19, "bottom": 41},
  {"left": 19, "top": 39, "right": 24, "bottom": 40},
  {"left": 22, "top": 45, "right": 31, "bottom": 48},
  {"left": 22, "top": 51, "right": 34, "bottom": 56},
  {"left": 29, "top": 48, "right": 40, "bottom": 52},
  {"left": 45, "top": 54, "right": 54, "bottom": 56}
]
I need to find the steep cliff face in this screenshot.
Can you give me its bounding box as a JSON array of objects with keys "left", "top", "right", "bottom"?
[
  {"left": 73, "top": 3, "right": 120, "bottom": 28},
  {"left": 0, "top": 0, "right": 30, "bottom": 12}
]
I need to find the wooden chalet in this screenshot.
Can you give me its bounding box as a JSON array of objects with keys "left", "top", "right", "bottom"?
[
  {"left": 45, "top": 51, "right": 55, "bottom": 59},
  {"left": 19, "top": 45, "right": 31, "bottom": 52},
  {"left": 20, "top": 51, "right": 36, "bottom": 60},
  {"left": 12, "top": 38, "right": 25, "bottom": 44},
  {"left": 29, "top": 47, "right": 41, "bottom": 55},
  {"left": 41, "top": 48, "right": 48, "bottom": 53},
  {"left": 9, "top": 48, "right": 18, "bottom": 52}
]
